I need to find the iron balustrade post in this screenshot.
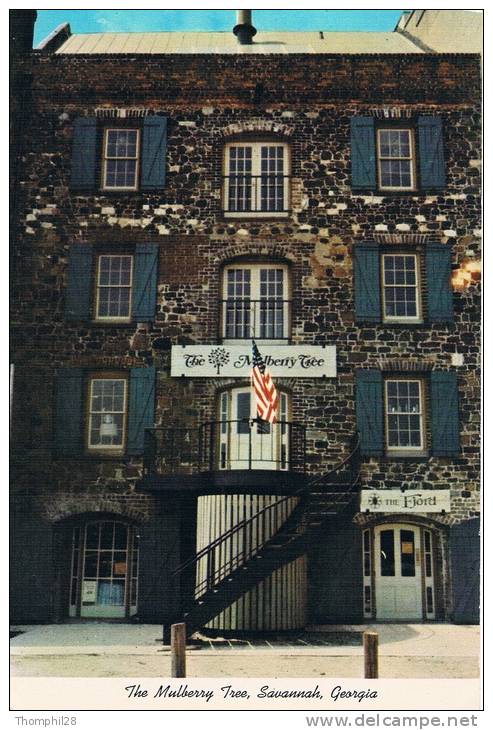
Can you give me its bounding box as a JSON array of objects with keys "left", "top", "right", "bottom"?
[
  {"left": 248, "top": 420, "right": 252, "bottom": 470},
  {"left": 209, "top": 422, "right": 214, "bottom": 471}
]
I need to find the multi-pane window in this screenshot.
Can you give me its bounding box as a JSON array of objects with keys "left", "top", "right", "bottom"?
[
  {"left": 377, "top": 129, "right": 415, "bottom": 190},
  {"left": 382, "top": 254, "right": 421, "bottom": 322},
  {"left": 224, "top": 142, "right": 289, "bottom": 216},
  {"left": 385, "top": 379, "right": 424, "bottom": 451},
  {"left": 69, "top": 521, "right": 139, "bottom": 618},
  {"left": 87, "top": 376, "right": 127, "bottom": 451},
  {"left": 103, "top": 129, "right": 140, "bottom": 190},
  {"left": 222, "top": 264, "right": 290, "bottom": 340},
  {"left": 96, "top": 255, "right": 133, "bottom": 321}
]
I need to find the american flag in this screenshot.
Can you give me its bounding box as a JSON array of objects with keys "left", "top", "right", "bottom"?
[{"left": 251, "top": 340, "right": 279, "bottom": 424}]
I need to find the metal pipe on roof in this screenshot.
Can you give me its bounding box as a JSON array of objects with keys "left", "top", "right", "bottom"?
[{"left": 233, "top": 9, "right": 257, "bottom": 45}]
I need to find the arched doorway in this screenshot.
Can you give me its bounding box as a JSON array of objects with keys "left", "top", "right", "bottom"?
[
  {"left": 69, "top": 520, "right": 139, "bottom": 618},
  {"left": 363, "top": 522, "right": 438, "bottom": 621},
  {"left": 217, "top": 386, "right": 290, "bottom": 470}
]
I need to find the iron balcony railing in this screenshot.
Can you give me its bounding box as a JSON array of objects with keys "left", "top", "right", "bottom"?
[
  {"left": 220, "top": 298, "right": 292, "bottom": 341},
  {"left": 143, "top": 419, "right": 307, "bottom": 477},
  {"left": 200, "top": 419, "right": 306, "bottom": 472},
  {"left": 223, "top": 174, "right": 291, "bottom": 214}
]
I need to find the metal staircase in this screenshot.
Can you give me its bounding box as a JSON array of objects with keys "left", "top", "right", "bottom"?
[{"left": 164, "top": 434, "right": 360, "bottom": 641}]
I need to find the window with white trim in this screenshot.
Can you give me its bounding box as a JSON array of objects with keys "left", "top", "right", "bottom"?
[
  {"left": 102, "top": 129, "right": 140, "bottom": 190},
  {"left": 221, "top": 263, "right": 290, "bottom": 341},
  {"left": 87, "top": 375, "right": 128, "bottom": 451},
  {"left": 377, "top": 129, "right": 415, "bottom": 191},
  {"left": 382, "top": 253, "right": 422, "bottom": 322},
  {"left": 224, "top": 142, "right": 290, "bottom": 216},
  {"left": 95, "top": 254, "right": 133, "bottom": 321},
  {"left": 385, "top": 379, "right": 424, "bottom": 451}
]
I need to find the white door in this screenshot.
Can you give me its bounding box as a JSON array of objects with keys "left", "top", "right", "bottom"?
[
  {"left": 374, "top": 524, "right": 422, "bottom": 620},
  {"left": 219, "top": 388, "right": 288, "bottom": 470}
]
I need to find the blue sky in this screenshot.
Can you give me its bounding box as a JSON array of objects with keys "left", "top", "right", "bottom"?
[{"left": 33, "top": 10, "right": 404, "bottom": 46}]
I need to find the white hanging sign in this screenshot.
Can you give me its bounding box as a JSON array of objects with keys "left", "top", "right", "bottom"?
[
  {"left": 360, "top": 489, "right": 451, "bottom": 513},
  {"left": 171, "top": 345, "right": 336, "bottom": 378}
]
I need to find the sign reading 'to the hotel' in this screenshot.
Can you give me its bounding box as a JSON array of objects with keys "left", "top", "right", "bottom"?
[{"left": 171, "top": 345, "right": 336, "bottom": 378}]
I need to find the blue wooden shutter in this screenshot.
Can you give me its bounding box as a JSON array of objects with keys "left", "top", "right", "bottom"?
[
  {"left": 65, "top": 244, "right": 93, "bottom": 321},
  {"left": 54, "top": 368, "right": 84, "bottom": 457},
  {"left": 350, "top": 117, "right": 376, "bottom": 190},
  {"left": 430, "top": 371, "right": 460, "bottom": 456},
  {"left": 127, "top": 367, "right": 156, "bottom": 456},
  {"left": 354, "top": 243, "right": 381, "bottom": 323},
  {"left": 426, "top": 243, "right": 453, "bottom": 323},
  {"left": 449, "top": 518, "right": 480, "bottom": 624},
  {"left": 132, "top": 243, "right": 158, "bottom": 321},
  {"left": 141, "top": 116, "right": 167, "bottom": 190},
  {"left": 355, "top": 370, "right": 383, "bottom": 457},
  {"left": 418, "top": 116, "right": 446, "bottom": 189},
  {"left": 70, "top": 117, "right": 97, "bottom": 190}
]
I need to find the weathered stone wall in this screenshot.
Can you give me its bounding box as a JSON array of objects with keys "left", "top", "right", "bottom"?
[{"left": 11, "top": 52, "right": 481, "bottom": 532}]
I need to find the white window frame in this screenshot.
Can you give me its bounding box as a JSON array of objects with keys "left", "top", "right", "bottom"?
[
  {"left": 102, "top": 128, "right": 140, "bottom": 191},
  {"left": 95, "top": 254, "right": 133, "bottom": 322},
  {"left": 221, "top": 263, "right": 291, "bottom": 343},
  {"left": 377, "top": 128, "right": 416, "bottom": 192},
  {"left": 87, "top": 375, "right": 128, "bottom": 452},
  {"left": 384, "top": 378, "right": 425, "bottom": 453},
  {"left": 223, "top": 141, "right": 290, "bottom": 218},
  {"left": 69, "top": 521, "right": 139, "bottom": 618},
  {"left": 381, "top": 253, "right": 422, "bottom": 323}
]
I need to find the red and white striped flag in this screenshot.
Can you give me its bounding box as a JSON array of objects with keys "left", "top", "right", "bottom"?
[{"left": 251, "top": 340, "right": 279, "bottom": 424}]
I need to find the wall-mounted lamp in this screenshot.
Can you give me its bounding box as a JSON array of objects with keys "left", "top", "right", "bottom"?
[{"left": 451, "top": 260, "right": 481, "bottom": 290}]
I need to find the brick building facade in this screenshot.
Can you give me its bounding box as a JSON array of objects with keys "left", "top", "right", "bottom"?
[{"left": 10, "top": 10, "right": 481, "bottom": 631}]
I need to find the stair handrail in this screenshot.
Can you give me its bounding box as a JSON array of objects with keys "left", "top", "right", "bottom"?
[
  {"left": 166, "top": 432, "right": 361, "bottom": 636},
  {"left": 306, "top": 433, "right": 360, "bottom": 490},
  {"left": 172, "top": 432, "right": 360, "bottom": 583},
  {"left": 171, "top": 489, "right": 306, "bottom": 580},
  {"left": 193, "top": 492, "right": 309, "bottom": 597}
]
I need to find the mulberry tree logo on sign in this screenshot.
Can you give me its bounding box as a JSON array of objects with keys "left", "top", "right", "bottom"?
[{"left": 208, "top": 347, "right": 231, "bottom": 374}]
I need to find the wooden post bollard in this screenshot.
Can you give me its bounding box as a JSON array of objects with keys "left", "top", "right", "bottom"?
[
  {"left": 363, "top": 631, "right": 379, "bottom": 678},
  {"left": 171, "top": 622, "right": 186, "bottom": 678}
]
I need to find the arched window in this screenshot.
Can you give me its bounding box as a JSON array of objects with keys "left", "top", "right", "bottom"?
[
  {"left": 69, "top": 520, "right": 139, "bottom": 618},
  {"left": 221, "top": 262, "right": 291, "bottom": 342},
  {"left": 223, "top": 141, "right": 290, "bottom": 217}
]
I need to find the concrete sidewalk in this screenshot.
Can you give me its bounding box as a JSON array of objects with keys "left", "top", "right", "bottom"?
[{"left": 10, "top": 623, "right": 480, "bottom": 678}]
